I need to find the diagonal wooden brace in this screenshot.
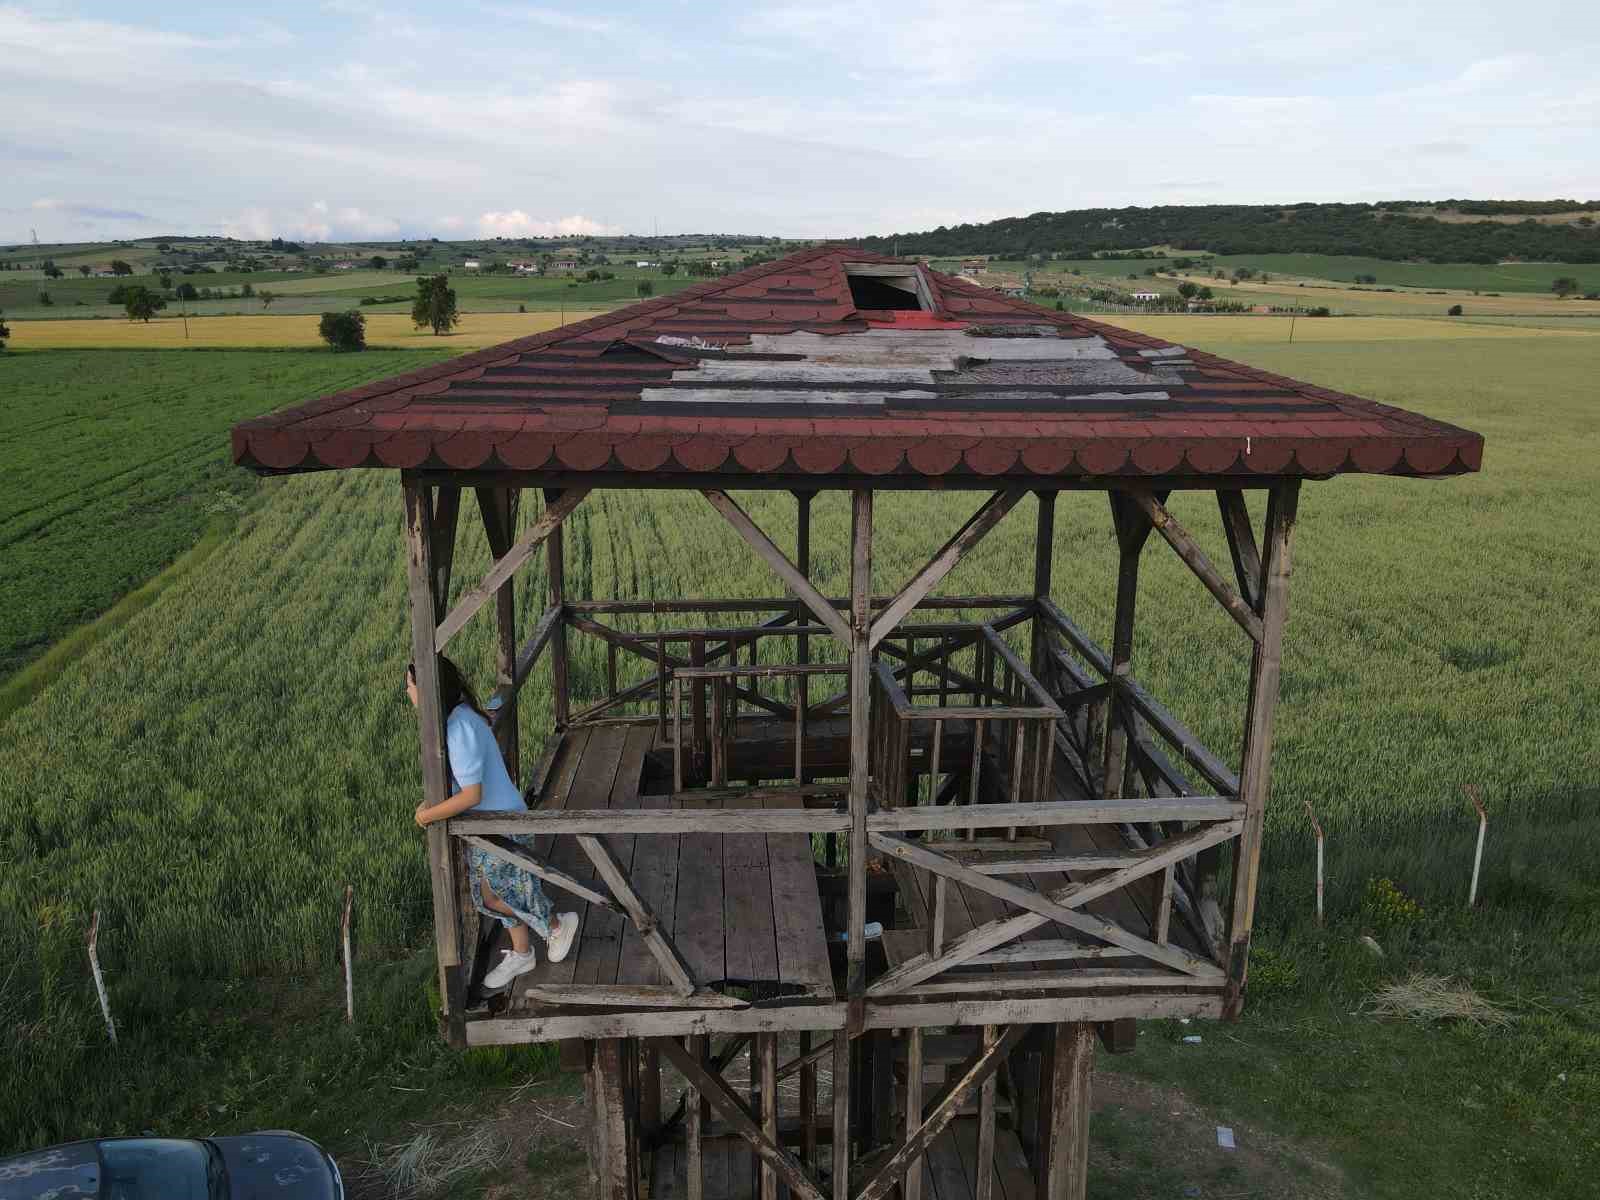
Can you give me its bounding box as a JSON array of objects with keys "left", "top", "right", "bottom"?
[
  {"left": 435, "top": 486, "right": 590, "bottom": 649},
  {"left": 577, "top": 834, "right": 696, "bottom": 995},
  {"left": 869, "top": 487, "right": 1028, "bottom": 649},
  {"left": 657, "top": 1038, "right": 830, "bottom": 1200},
  {"left": 1129, "top": 490, "right": 1263, "bottom": 643},
  {"left": 853, "top": 1024, "right": 1030, "bottom": 1200},
  {"left": 703, "top": 491, "right": 852, "bottom": 643},
  {"left": 866, "top": 820, "right": 1242, "bottom": 995}
]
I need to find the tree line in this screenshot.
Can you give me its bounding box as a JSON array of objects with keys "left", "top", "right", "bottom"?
[{"left": 859, "top": 202, "right": 1600, "bottom": 263}]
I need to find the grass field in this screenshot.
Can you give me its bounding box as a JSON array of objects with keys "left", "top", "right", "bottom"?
[
  {"left": 1, "top": 318, "right": 1597, "bottom": 1194},
  {"left": 0, "top": 349, "right": 449, "bottom": 682}
]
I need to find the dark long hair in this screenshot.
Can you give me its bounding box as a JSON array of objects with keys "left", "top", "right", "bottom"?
[{"left": 407, "top": 654, "right": 490, "bottom": 722}]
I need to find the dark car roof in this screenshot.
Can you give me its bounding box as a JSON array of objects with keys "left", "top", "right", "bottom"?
[{"left": 0, "top": 1141, "right": 101, "bottom": 1200}]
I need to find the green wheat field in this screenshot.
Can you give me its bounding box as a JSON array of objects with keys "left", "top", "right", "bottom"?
[{"left": 1, "top": 320, "right": 1596, "bottom": 1197}]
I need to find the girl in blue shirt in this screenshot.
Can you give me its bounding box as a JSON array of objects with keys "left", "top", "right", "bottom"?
[{"left": 409, "top": 656, "right": 578, "bottom": 990}]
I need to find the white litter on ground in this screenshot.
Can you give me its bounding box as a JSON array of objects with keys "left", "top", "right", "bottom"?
[{"left": 1216, "top": 1126, "right": 1236, "bottom": 1151}]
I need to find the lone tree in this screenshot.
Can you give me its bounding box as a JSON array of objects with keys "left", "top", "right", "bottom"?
[
  {"left": 0, "top": 309, "right": 10, "bottom": 352},
  {"left": 318, "top": 310, "right": 366, "bottom": 352},
  {"left": 123, "top": 286, "right": 166, "bottom": 322},
  {"left": 370, "top": 255, "right": 388, "bottom": 270},
  {"left": 1552, "top": 276, "right": 1581, "bottom": 297},
  {"left": 1177, "top": 281, "right": 1199, "bottom": 299},
  {"left": 637, "top": 279, "right": 654, "bottom": 297},
  {"left": 77, "top": 264, "right": 91, "bottom": 277},
  {"left": 411, "top": 274, "right": 459, "bottom": 335},
  {"left": 110, "top": 260, "right": 134, "bottom": 276}
]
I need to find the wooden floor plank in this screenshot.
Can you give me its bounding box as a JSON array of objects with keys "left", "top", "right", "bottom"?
[
  {"left": 723, "top": 795, "right": 780, "bottom": 990},
  {"left": 573, "top": 725, "right": 655, "bottom": 988},
  {"left": 524, "top": 725, "right": 630, "bottom": 993},
  {"left": 925, "top": 1124, "right": 973, "bottom": 1200},
  {"left": 673, "top": 795, "right": 728, "bottom": 990},
  {"left": 617, "top": 749, "right": 682, "bottom": 988},
  {"left": 765, "top": 795, "right": 835, "bottom": 999}
]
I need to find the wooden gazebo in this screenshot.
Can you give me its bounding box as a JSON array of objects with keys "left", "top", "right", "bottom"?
[{"left": 233, "top": 245, "right": 1482, "bottom": 1200}]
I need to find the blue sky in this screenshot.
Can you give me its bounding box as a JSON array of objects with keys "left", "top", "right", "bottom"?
[{"left": 3, "top": 1, "right": 1597, "bottom": 243}]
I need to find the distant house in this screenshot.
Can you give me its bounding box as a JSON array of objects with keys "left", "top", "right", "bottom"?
[
  {"left": 997, "top": 285, "right": 1025, "bottom": 298},
  {"left": 463, "top": 259, "right": 482, "bottom": 270},
  {"left": 1131, "top": 291, "right": 1161, "bottom": 302},
  {"left": 635, "top": 260, "right": 657, "bottom": 269},
  {"left": 550, "top": 258, "right": 581, "bottom": 271},
  {"left": 961, "top": 258, "right": 987, "bottom": 274},
  {"left": 332, "top": 260, "right": 361, "bottom": 271},
  {"left": 508, "top": 260, "right": 540, "bottom": 274}
]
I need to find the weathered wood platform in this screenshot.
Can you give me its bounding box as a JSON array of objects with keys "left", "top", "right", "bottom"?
[
  {"left": 472, "top": 723, "right": 835, "bottom": 1012},
  {"left": 879, "top": 756, "right": 1212, "bottom": 998}
]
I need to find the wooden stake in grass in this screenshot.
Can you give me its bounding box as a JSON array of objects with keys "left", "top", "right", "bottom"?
[
  {"left": 1464, "top": 786, "right": 1488, "bottom": 909},
  {"left": 1303, "top": 800, "right": 1325, "bottom": 926},
  {"left": 341, "top": 884, "right": 355, "bottom": 1023},
  {"left": 86, "top": 910, "right": 116, "bottom": 1045}
]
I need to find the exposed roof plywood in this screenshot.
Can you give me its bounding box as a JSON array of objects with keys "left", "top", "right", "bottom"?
[{"left": 231, "top": 244, "right": 1483, "bottom": 483}]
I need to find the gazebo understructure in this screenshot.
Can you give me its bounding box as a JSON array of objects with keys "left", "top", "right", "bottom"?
[{"left": 232, "top": 246, "right": 1482, "bottom": 1200}]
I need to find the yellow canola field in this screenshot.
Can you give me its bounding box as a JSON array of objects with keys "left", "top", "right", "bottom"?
[
  {"left": 8, "top": 310, "right": 612, "bottom": 351},
  {"left": 1099, "top": 313, "right": 1600, "bottom": 343}
]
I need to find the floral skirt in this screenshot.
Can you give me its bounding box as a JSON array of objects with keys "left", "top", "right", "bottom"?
[{"left": 467, "top": 833, "right": 554, "bottom": 940}]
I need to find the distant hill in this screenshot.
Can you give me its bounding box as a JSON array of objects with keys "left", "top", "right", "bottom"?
[{"left": 859, "top": 202, "right": 1600, "bottom": 264}]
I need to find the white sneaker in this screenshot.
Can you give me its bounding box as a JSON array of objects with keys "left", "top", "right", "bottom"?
[
  {"left": 484, "top": 947, "right": 537, "bottom": 990},
  {"left": 546, "top": 913, "right": 579, "bottom": 964}
]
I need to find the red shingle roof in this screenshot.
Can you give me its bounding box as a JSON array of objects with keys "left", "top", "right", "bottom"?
[{"left": 231, "top": 245, "right": 1483, "bottom": 482}]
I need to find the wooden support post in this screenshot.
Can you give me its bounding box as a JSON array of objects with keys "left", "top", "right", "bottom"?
[
  {"left": 640, "top": 1041, "right": 662, "bottom": 1139},
  {"left": 1102, "top": 492, "right": 1154, "bottom": 801},
  {"left": 1465, "top": 785, "right": 1488, "bottom": 909},
  {"left": 832, "top": 1032, "right": 851, "bottom": 1200},
  {"left": 429, "top": 485, "right": 461, "bottom": 616},
  {"left": 1215, "top": 489, "right": 1262, "bottom": 612},
  {"left": 847, "top": 489, "right": 874, "bottom": 998},
  {"left": 340, "top": 884, "right": 354, "bottom": 1023},
  {"left": 403, "top": 484, "right": 462, "bottom": 1029},
  {"left": 1225, "top": 479, "right": 1300, "bottom": 1019},
  {"left": 977, "top": 1026, "right": 998, "bottom": 1200},
  {"left": 1037, "top": 1023, "right": 1093, "bottom": 1200},
  {"left": 86, "top": 910, "right": 116, "bottom": 1045},
  {"left": 800, "top": 1030, "right": 818, "bottom": 1172},
  {"left": 760, "top": 1033, "right": 779, "bottom": 1200},
  {"left": 592, "top": 1038, "right": 639, "bottom": 1200},
  {"left": 687, "top": 1035, "right": 707, "bottom": 1200},
  {"left": 544, "top": 488, "right": 571, "bottom": 730},
  {"left": 904, "top": 1026, "right": 924, "bottom": 1200},
  {"left": 476, "top": 486, "right": 522, "bottom": 783},
  {"left": 1031, "top": 491, "right": 1057, "bottom": 679}
]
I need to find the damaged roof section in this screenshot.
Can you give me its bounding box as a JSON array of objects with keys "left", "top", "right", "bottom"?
[{"left": 232, "top": 244, "right": 1484, "bottom": 481}]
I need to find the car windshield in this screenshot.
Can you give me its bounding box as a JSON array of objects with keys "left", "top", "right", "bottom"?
[{"left": 98, "top": 1139, "right": 210, "bottom": 1200}]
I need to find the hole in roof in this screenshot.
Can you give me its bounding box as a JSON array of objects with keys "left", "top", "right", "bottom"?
[{"left": 844, "top": 262, "right": 927, "bottom": 312}]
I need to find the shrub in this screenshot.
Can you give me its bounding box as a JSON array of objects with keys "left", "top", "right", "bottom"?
[
  {"left": 318, "top": 310, "right": 366, "bottom": 352},
  {"left": 1448, "top": 304, "right": 1464, "bottom": 316},
  {"left": 0, "top": 309, "right": 9, "bottom": 352},
  {"left": 637, "top": 280, "right": 654, "bottom": 297},
  {"left": 37, "top": 291, "right": 52, "bottom": 307},
  {"left": 1306, "top": 306, "right": 1331, "bottom": 317},
  {"left": 1362, "top": 877, "right": 1424, "bottom": 929}
]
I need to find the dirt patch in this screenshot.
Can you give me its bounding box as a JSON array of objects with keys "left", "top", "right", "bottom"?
[
  {"left": 347, "top": 1052, "right": 1348, "bottom": 1200},
  {"left": 1091, "top": 1069, "right": 1350, "bottom": 1199}
]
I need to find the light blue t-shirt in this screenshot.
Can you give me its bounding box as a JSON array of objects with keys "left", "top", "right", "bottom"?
[{"left": 446, "top": 704, "right": 526, "bottom": 813}]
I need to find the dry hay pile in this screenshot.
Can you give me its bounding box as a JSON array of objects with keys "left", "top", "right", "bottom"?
[{"left": 1363, "top": 973, "right": 1514, "bottom": 1028}]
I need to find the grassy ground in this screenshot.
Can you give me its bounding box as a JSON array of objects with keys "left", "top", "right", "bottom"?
[
  {"left": 0, "top": 349, "right": 448, "bottom": 680},
  {"left": 1, "top": 318, "right": 1596, "bottom": 1195}
]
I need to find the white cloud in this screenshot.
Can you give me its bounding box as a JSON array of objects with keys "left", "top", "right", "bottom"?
[
  {"left": 220, "top": 201, "right": 402, "bottom": 242},
  {"left": 476, "top": 211, "right": 620, "bottom": 237}
]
